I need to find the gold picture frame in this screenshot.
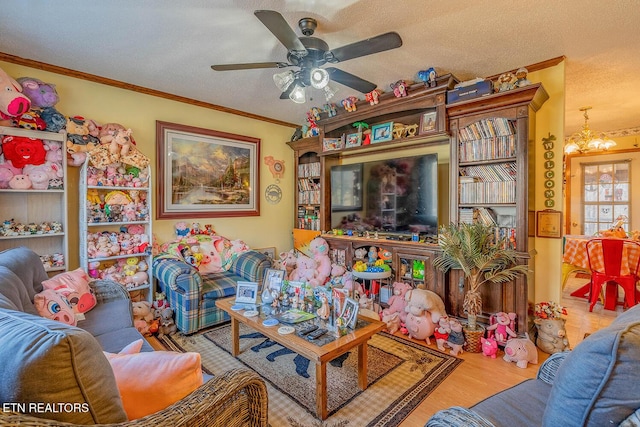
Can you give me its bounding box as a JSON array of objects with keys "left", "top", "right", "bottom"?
[
  {"left": 156, "top": 121, "right": 260, "bottom": 219},
  {"left": 536, "top": 209, "right": 562, "bottom": 238}
]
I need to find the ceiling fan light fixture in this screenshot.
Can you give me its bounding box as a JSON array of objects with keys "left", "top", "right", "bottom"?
[
  {"left": 273, "top": 70, "right": 295, "bottom": 91},
  {"left": 289, "top": 84, "right": 306, "bottom": 103},
  {"left": 310, "top": 67, "right": 329, "bottom": 89}
]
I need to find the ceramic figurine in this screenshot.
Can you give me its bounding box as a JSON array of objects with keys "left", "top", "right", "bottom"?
[
  {"left": 317, "top": 293, "right": 330, "bottom": 320},
  {"left": 514, "top": 67, "right": 531, "bottom": 88}
]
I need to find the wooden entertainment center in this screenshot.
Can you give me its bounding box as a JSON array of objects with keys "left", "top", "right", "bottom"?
[{"left": 287, "top": 76, "right": 548, "bottom": 333}]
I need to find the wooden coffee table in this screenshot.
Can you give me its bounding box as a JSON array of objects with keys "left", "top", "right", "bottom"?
[{"left": 216, "top": 297, "right": 386, "bottom": 420}]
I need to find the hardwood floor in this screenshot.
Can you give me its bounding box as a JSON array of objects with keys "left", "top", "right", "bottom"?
[
  {"left": 146, "top": 274, "right": 622, "bottom": 426},
  {"left": 399, "top": 274, "right": 621, "bottom": 426}
]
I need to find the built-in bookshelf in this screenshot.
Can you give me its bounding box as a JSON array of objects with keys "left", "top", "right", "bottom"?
[
  {"left": 288, "top": 137, "right": 322, "bottom": 231},
  {"left": 447, "top": 83, "right": 549, "bottom": 333}
]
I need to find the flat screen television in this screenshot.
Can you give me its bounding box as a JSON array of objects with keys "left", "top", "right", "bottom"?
[{"left": 330, "top": 153, "right": 438, "bottom": 236}]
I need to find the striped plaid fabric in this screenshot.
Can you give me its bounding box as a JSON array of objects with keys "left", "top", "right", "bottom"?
[{"left": 153, "top": 250, "right": 271, "bottom": 335}]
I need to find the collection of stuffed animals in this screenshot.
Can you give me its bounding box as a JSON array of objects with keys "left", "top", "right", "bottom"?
[
  {"left": 131, "top": 294, "right": 177, "bottom": 338},
  {"left": 274, "top": 236, "right": 565, "bottom": 368}
]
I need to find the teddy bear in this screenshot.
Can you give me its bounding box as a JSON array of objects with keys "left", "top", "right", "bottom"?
[
  {"left": 132, "top": 301, "right": 155, "bottom": 336},
  {"left": 382, "top": 281, "right": 412, "bottom": 323},
  {"left": 308, "top": 236, "right": 332, "bottom": 287},
  {"left": 157, "top": 307, "right": 178, "bottom": 337},
  {"left": 404, "top": 288, "right": 446, "bottom": 324},
  {"left": 66, "top": 116, "right": 100, "bottom": 166},
  {"left": 487, "top": 311, "right": 517, "bottom": 346},
  {"left": 289, "top": 255, "right": 316, "bottom": 283}
]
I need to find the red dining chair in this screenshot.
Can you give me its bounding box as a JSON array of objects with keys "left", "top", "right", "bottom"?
[{"left": 586, "top": 238, "right": 640, "bottom": 312}]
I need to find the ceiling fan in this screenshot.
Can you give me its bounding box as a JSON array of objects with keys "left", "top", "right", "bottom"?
[{"left": 211, "top": 10, "right": 402, "bottom": 102}]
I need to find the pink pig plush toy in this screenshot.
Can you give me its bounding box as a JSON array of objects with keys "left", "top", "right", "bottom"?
[
  {"left": 0, "top": 66, "right": 31, "bottom": 123},
  {"left": 34, "top": 289, "right": 77, "bottom": 326},
  {"left": 481, "top": 336, "right": 499, "bottom": 359},
  {"left": 42, "top": 268, "right": 97, "bottom": 315}
]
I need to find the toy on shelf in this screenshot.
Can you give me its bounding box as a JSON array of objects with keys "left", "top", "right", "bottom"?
[
  {"left": 514, "top": 67, "right": 531, "bottom": 88},
  {"left": 341, "top": 96, "right": 359, "bottom": 112},
  {"left": 417, "top": 67, "right": 437, "bottom": 88},
  {"left": 391, "top": 80, "right": 408, "bottom": 97},
  {"left": 322, "top": 103, "right": 337, "bottom": 117},
  {"left": 365, "top": 89, "right": 382, "bottom": 105}
]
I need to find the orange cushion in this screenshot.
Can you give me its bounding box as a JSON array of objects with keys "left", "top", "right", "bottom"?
[{"left": 104, "top": 348, "right": 203, "bottom": 420}]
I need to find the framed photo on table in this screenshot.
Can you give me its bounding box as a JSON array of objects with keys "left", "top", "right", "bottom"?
[
  {"left": 338, "top": 297, "right": 359, "bottom": 329},
  {"left": 235, "top": 281, "right": 259, "bottom": 304},
  {"left": 156, "top": 121, "right": 260, "bottom": 219},
  {"left": 263, "top": 268, "right": 285, "bottom": 294}
]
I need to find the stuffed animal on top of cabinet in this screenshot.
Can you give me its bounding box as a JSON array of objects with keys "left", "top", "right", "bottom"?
[
  {"left": 0, "top": 66, "right": 31, "bottom": 124},
  {"left": 16, "top": 77, "right": 60, "bottom": 109}
]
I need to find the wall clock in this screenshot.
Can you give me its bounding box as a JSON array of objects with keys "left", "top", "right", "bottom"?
[{"left": 264, "top": 156, "right": 285, "bottom": 182}]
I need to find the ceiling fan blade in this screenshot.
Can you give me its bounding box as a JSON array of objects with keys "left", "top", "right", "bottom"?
[
  {"left": 326, "top": 67, "right": 376, "bottom": 93},
  {"left": 211, "top": 62, "right": 291, "bottom": 71},
  {"left": 326, "top": 32, "right": 402, "bottom": 63},
  {"left": 254, "top": 10, "right": 307, "bottom": 54}
]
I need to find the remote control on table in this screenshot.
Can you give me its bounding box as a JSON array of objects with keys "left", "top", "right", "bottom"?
[
  {"left": 299, "top": 324, "right": 319, "bottom": 335},
  {"left": 307, "top": 328, "right": 328, "bottom": 340}
]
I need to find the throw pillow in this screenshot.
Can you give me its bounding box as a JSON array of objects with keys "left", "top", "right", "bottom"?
[
  {"left": 542, "top": 304, "right": 640, "bottom": 426},
  {"left": 0, "top": 309, "right": 127, "bottom": 424},
  {"left": 42, "top": 268, "right": 96, "bottom": 314},
  {"left": 33, "top": 289, "right": 77, "bottom": 326},
  {"left": 104, "top": 350, "right": 203, "bottom": 420}
]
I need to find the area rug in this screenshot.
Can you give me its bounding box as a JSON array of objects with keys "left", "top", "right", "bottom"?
[{"left": 159, "top": 324, "right": 462, "bottom": 427}]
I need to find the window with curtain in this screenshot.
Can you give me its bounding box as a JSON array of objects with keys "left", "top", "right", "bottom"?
[{"left": 582, "top": 160, "right": 630, "bottom": 235}]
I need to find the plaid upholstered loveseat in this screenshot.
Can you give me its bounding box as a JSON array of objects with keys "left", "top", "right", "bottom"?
[{"left": 153, "top": 250, "right": 271, "bottom": 334}]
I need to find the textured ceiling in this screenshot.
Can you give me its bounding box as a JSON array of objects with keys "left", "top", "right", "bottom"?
[{"left": 1, "top": 0, "right": 639, "bottom": 136}]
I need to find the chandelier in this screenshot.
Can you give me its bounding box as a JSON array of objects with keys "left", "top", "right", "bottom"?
[{"left": 564, "top": 107, "right": 616, "bottom": 154}]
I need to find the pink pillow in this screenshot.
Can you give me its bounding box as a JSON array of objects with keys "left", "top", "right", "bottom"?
[
  {"left": 33, "top": 289, "right": 77, "bottom": 326},
  {"left": 42, "top": 268, "right": 96, "bottom": 314},
  {"left": 103, "top": 350, "right": 203, "bottom": 420}
]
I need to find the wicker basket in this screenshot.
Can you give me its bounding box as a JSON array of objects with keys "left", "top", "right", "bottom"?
[{"left": 463, "top": 324, "right": 486, "bottom": 353}]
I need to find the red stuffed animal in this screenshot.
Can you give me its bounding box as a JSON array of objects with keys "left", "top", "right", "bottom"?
[{"left": 1, "top": 135, "right": 46, "bottom": 168}]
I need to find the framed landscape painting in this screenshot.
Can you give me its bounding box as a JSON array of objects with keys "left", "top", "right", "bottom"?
[{"left": 156, "top": 121, "right": 260, "bottom": 219}]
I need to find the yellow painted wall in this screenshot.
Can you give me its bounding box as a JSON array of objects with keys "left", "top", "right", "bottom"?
[
  {"left": 0, "top": 61, "right": 296, "bottom": 269},
  {"left": 529, "top": 62, "right": 566, "bottom": 303},
  {"left": 1, "top": 60, "right": 571, "bottom": 307}
]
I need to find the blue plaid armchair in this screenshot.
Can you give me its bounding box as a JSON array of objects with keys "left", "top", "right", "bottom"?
[{"left": 153, "top": 250, "right": 271, "bottom": 334}]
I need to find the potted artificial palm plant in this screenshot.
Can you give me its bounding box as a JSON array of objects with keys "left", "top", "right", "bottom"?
[{"left": 433, "top": 222, "right": 530, "bottom": 331}]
